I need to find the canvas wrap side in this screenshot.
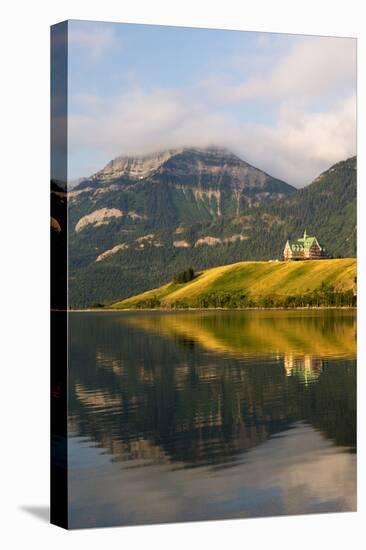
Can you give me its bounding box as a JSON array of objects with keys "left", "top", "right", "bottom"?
[{"left": 50, "top": 20, "right": 68, "bottom": 530}]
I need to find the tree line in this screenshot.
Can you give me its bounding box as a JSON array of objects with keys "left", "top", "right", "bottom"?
[{"left": 133, "top": 282, "right": 356, "bottom": 310}]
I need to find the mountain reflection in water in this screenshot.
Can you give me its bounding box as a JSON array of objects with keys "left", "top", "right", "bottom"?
[{"left": 68, "top": 310, "right": 356, "bottom": 528}]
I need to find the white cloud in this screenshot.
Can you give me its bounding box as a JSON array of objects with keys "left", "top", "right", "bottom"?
[
  {"left": 69, "top": 86, "right": 356, "bottom": 186},
  {"left": 216, "top": 36, "right": 356, "bottom": 105},
  {"left": 231, "top": 94, "right": 357, "bottom": 185}
]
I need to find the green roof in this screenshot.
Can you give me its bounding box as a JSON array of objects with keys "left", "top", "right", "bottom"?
[{"left": 287, "top": 230, "right": 319, "bottom": 251}]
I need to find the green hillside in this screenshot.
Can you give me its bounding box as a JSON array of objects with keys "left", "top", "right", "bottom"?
[{"left": 111, "top": 258, "right": 356, "bottom": 309}]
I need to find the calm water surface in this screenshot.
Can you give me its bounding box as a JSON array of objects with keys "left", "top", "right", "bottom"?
[{"left": 68, "top": 310, "right": 356, "bottom": 528}]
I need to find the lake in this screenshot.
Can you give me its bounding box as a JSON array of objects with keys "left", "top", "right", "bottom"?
[{"left": 68, "top": 309, "right": 356, "bottom": 528}]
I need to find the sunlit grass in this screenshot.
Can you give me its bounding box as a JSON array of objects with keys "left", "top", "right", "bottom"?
[{"left": 112, "top": 258, "right": 356, "bottom": 309}]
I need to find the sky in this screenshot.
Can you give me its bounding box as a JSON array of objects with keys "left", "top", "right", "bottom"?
[{"left": 67, "top": 20, "right": 356, "bottom": 187}]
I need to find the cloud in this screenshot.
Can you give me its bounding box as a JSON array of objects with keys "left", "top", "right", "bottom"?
[
  {"left": 68, "top": 24, "right": 118, "bottom": 61},
  {"left": 69, "top": 86, "right": 356, "bottom": 186},
  {"left": 68, "top": 35, "right": 356, "bottom": 185},
  {"left": 216, "top": 36, "right": 356, "bottom": 105},
  {"left": 231, "top": 94, "right": 357, "bottom": 185}
]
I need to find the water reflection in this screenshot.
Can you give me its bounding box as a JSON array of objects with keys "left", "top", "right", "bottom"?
[
  {"left": 123, "top": 310, "right": 356, "bottom": 359},
  {"left": 68, "top": 310, "right": 356, "bottom": 528},
  {"left": 284, "top": 354, "right": 323, "bottom": 384}
]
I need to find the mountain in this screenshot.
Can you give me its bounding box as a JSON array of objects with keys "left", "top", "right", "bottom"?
[
  {"left": 68, "top": 149, "right": 356, "bottom": 308},
  {"left": 73, "top": 146, "right": 295, "bottom": 222},
  {"left": 111, "top": 258, "right": 356, "bottom": 310}
]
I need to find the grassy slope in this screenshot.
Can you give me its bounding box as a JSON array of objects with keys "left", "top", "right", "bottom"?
[{"left": 111, "top": 258, "right": 356, "bottom": 309}]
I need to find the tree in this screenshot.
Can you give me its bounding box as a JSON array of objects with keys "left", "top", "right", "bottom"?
[{"left": 173, "top": 267, "right": 195, "bottom": 284}]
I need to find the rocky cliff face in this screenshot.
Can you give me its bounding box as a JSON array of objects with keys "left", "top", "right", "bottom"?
[
  {"left": 155, "top": 147, "right": 279, "bottom": 190},
  {"left": 90, "top": 146, "right": 292, "bottom": 193},
  {"left": 93, "top": 148, "right": 183, "bottom": 181}
]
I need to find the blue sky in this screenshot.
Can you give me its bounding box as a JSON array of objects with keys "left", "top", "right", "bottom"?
[{"left": 67, "top": 20, "right": 356, "bottom": 186}]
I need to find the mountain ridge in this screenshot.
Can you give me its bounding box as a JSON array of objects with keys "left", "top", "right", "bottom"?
[{"left": 78, "top": 146, "right": 295, "bottom": 196}]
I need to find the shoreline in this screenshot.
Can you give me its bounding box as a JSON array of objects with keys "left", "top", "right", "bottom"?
[{"left": 54, "top": 306, "right": 357, "bottom": 313}]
